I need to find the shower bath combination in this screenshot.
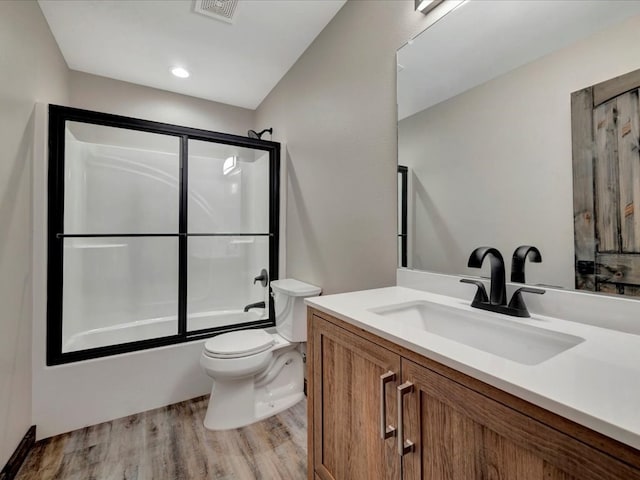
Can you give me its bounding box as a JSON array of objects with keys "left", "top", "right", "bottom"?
[{"left": 47, "top": 105, "right": 280, "bottom": 365}]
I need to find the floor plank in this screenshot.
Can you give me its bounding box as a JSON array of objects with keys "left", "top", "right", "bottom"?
[{"left": 16, "top": 396, "right": 307, "bottom": 480}]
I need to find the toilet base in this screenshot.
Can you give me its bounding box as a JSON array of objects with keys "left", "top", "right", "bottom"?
[
  {"left": 255, "top": 391, "right": 305, "bottom": 423},
  {"left": 203, "top": 349, "right": 304, "bottom": 430}
]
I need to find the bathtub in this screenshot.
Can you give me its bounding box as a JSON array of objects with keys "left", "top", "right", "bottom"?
[{"left": 63, "top": 309, "right": 266, "bottom": 352}]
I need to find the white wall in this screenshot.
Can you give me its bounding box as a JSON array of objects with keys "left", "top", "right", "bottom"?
[
  {"left": 399, "top": 15, "right": 640, "bottom": 289},
  {"left": 0, "top": 0, "right": 69, "bottom": 466},
  {"left": 255, "top": 0, "right": 437, "bottom": 295}
]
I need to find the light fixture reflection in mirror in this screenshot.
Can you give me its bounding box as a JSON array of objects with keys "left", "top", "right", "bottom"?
[{"left": 397, "top": 0, "right": 640, "bottom": 299}]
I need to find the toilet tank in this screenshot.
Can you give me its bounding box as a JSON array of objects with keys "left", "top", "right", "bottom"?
[{"left": 271, "top": 279, "right": 321, "bottom": 342}]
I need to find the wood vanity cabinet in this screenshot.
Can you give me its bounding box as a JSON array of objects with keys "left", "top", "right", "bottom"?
[{"left": 307, "top": 308, "right": 640, "bottom": 480}]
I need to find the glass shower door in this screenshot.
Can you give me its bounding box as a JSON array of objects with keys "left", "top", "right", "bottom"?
[
  {"left": 60, "top": 122, "right": 180, "bottom": 353},
  {"left": 47, "top": 105, "right": 280, "bottom": 364},
  {"left": 186, "top": 139, "right": 271, "bottom": 332}
]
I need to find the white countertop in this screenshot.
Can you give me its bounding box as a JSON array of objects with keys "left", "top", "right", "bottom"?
[{"left": 306, "top": 286, "right": 640, "bottom": 450}]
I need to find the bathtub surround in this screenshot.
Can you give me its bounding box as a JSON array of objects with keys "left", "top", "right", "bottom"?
[
  {"left": 0, "top": 0, "right": 69, "bottom": 469},
  {"left": 15, "top": 397, "right": 307, "bottom": 480}
]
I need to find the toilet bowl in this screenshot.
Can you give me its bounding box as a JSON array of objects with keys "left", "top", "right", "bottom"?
[{"left": 200, "top": 278, "right": 321, "bottom": 430}]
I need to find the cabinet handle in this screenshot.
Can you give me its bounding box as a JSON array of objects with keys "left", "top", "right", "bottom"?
[
  {"left": 380, "top": 371, "right": 397, "bottom": 439},
  {"left": 397, "top": 381, "right": 415, "bottom": 456}
]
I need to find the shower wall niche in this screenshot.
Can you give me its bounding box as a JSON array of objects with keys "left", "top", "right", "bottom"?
[{"left": 48, "top": 106, "right": 280, "bottom": 365}]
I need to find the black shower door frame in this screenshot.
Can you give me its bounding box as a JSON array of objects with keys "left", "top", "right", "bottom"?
[{"left": 47, "top": 105, "right": 280, "bottom": 365}]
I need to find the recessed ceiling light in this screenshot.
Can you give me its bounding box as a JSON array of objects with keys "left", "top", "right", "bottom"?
[{"left": 171, "top": 67, "right": 190, "bottom": 78}]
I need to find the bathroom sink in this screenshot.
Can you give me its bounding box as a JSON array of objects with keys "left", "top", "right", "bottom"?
[{"left": 369, "top": 300, "right": 584, "bottom": 365}]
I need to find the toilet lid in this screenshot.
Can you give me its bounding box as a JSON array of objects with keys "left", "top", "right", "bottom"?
[{"left": 204, "top": 329, "right": 275, "bottom": 358}]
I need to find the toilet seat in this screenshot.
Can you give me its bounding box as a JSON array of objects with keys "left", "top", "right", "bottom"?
[{"left": 204, "top": 329, "right": 275, "bottom": 359}]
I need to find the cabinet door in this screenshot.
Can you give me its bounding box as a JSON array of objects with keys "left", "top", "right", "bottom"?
[
  {"left": 400, "top": 358, "right": 640, "bottom": 480},
  {"left": 310, "top": 314, "right": 401, "bottom": 480}
]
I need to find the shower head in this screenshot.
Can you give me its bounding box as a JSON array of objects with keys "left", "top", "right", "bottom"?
[{"left": 247, "top": 128, "right": 273, "bottom": 140}]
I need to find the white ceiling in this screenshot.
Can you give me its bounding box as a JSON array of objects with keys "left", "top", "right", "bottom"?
[
  {"left": 38, "top": 0, "right": 346, "bottom": 110},
  {"left": 398, "top": 0, "right": 640, "bottom": 120}
]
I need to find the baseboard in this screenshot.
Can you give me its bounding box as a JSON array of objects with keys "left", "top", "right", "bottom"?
[{"left": 0, "top": 426, "right": 36, "bottom": 480}]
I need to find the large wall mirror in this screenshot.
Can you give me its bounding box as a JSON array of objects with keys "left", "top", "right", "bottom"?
[{"left": 397, "top": 0, "right": 640, "bottom": 298}]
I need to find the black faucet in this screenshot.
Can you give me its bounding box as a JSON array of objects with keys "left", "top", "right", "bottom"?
[
  {"left": 467, "top": 247, "right": 506, "bottom": 305},
  {"left": 511, "top": 245, "right": 542, "bottom": 283},
  {"left": 243, "top": 301, "right": 265, "bottom": 312},
  {"left": 461, "top": 246, "right": 544, "bottom": 317}
]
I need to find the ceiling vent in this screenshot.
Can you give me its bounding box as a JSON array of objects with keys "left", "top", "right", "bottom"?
[{"left": 194, "top": 0, "right": 238, "bottom": 24}]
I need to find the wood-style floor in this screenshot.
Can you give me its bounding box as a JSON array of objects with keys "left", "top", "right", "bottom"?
[{"left": 15, "top": 396, "right": 307, "bottom": 480}]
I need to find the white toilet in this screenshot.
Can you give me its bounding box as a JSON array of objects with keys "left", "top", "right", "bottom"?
[{"left": 200, "top": 278, "right": 321, "bottom": 430}]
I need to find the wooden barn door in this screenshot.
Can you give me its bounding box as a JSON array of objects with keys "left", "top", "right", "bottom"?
[{"left": 572, "top": 69, "right": 640, "bottom": 295}]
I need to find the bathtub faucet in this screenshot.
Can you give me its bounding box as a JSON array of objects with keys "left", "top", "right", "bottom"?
[{"left": 243, "top": 301, "right": 265, "bottom": 312}]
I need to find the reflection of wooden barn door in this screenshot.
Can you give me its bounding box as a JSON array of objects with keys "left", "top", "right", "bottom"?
[{"left": 572, "top": 69, "right": 640, "bottom": 295}]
